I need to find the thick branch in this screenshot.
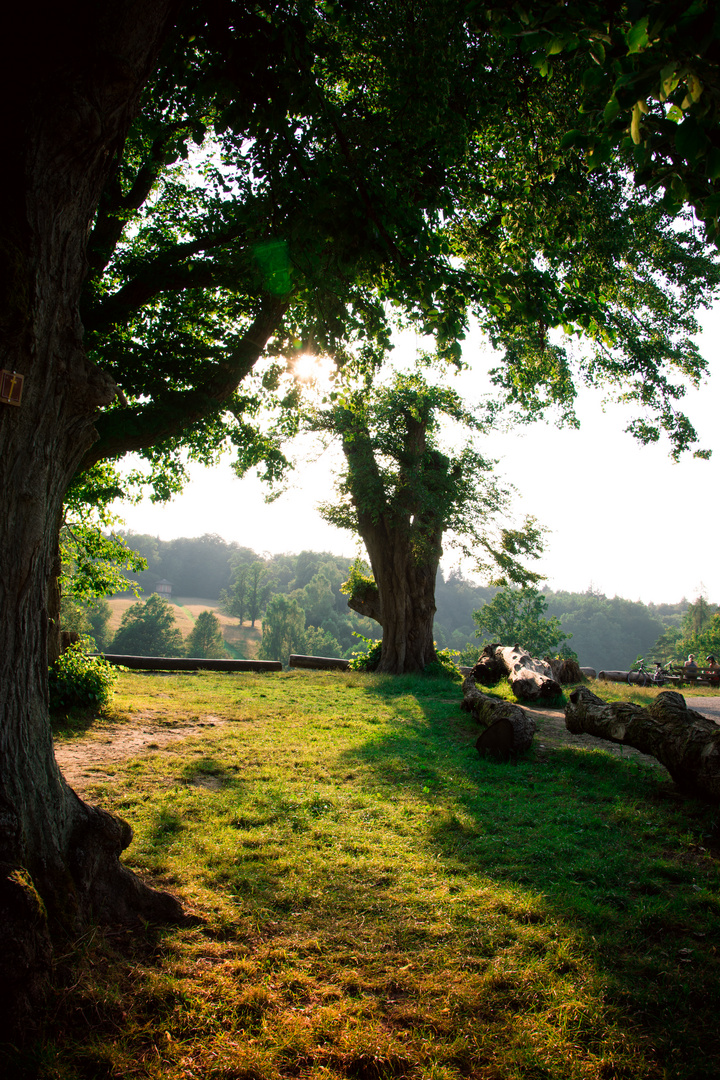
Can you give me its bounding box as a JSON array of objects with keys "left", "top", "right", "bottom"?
[
  {"left": 86, "top": 124, "right": 192, "bottom": 278},
  {"left": 347, "top": 591, "right": 383, "bottom": 625},
  {"left": 80, "top": 297, "right": 288, "bottom": 467},
  {"left": 83, "top": 223, "right": 249, "bottom": 332}
]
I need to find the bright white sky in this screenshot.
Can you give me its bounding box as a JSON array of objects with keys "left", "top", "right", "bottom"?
[{"left": 115, "top": 306, "right": 720, "bottom": 607}]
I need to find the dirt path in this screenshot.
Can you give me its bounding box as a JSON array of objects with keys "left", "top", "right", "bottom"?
[
  {"left": 55, "top": 697, "right": 720, "bottom": 796},
  {"left": 524, "top": 696, "right": 720, "bottom": 767}
]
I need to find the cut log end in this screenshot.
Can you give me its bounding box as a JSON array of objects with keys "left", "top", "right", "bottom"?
[{"left": 476, "top": 718, "right": 516, "bottom": 761}]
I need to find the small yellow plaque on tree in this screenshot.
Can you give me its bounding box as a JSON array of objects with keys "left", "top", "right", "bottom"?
[{"left": 0, "top": 370, "right": 24, "bottom": 406}]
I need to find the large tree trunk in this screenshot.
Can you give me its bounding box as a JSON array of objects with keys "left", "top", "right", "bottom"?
[
  {"left": 358, "top": 518, "right": 440, "bottom": 675},
  {"left": 0, "top": 1, "right": 181, "bottom": 1036},
  {"left": 565, "top": 687, "right": 720, "bottom": 801}
]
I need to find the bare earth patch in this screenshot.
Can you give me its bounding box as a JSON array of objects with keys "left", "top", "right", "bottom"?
[
  {"left": 54, "top": 712, "right": 228, "bottom": 794},
  {"left": 525, "top": 695, "right": 720, "bottom": 767},
  {"left": 55, "top": 695, "right": 720, "bottom": 796}
]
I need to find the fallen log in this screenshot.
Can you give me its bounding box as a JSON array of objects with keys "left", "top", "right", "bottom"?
[
  {"left": 545, "top": 657, "right": 583, "bottom": 685},
  {"left": 100, "top": 654, "right": 282, "bottom": 672},
  {"left": 580, "top": 667, "right": 597, "bottom": 680},
  {"left": 496, "top": 644, "right": 561, "bottom": 703},
  {"left": 565, "top": 686, "right": 720, "bottom": 801},
  {"left": 289, "top": 654, "right": 350, "bottom": 671},
  {"left": 462, "top": 674, "right": 536, "bottom": 755},
  {"left": 471, "top": 644, "right": 505, "bottom": 687},
  {"left": 597, "top": 670, "right": 629, "bottom": 683}
]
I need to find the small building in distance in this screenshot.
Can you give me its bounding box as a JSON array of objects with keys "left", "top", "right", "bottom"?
[{"left": 156, "top": 579, "right": 172, "bottom": 599}]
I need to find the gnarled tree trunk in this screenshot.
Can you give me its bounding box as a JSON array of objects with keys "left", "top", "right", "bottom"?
[
  {"left": 565, "top": 687, "right": 720, "bottom": 801},
  {"left": 361, "top": 519, "right": 440, "bottom": 674},
  {"left": 0, "top": 1, "right": 182, "bottom": 1037}
]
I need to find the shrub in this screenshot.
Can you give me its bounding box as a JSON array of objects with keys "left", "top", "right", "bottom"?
[
  {"left": 348, "top": 635, "right": 383, "bottom": 671},
  {"left": 49, "top": 641, "right": 118, "bottom": 712},
  {"left": 423, "top": 648, "right": 462, "bottom": 680},
  {"left": 109, "top": 592, "right": 184, "bottom": 656},
  {"left": 186, "top": 610, "right": 227, "bottom": 658},
  {"left": 349, "top": 640, "right": 460, "bottom": 678}
]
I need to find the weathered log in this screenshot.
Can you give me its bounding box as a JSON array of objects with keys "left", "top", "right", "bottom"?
[
  {"left": 462, "top": 674, "right": 536, "bottom": 753},
  {"left": 471, "top": 644, "right": 505, "bottom": 687},
  {"left": 597, "top": 670, "right": 629, "bottom": 683},
  {"left": 496, "top": 644, "right": 561, "bottom": 702},
  {"left": 580, "top": 667, "right": 597, "bottom": 679},
  {"left": 545, "top": 657, "right": 583, "bottom": 685},
  {"left": 100, "top": 655, "right": 282, "bottom": 672},
  {"left": 289, "top": 654, "right": 350, "bottom": 671},
  {"left": 565, "top": 687, "right": 720, "bottom": 801}
]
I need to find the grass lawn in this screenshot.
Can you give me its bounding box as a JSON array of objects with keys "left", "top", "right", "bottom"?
[{"left": 13, "top": 672, "right": 720, "bottom": 1079}]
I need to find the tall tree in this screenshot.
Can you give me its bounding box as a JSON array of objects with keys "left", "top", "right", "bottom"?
[
  {"left": 316, "top": 370, "right": 543, "bottom": 673},
  {"left": 472, "top": 587, "right": 573, "bottom": 658},
  {"left": 0, "top": 1, "right": 182, "bottom": 1032},
  {"left": 247, "top": 561, "right": 270, "bottom": 628},
  {"left": 221, "top": 563, "right": 250, "bottom": 625},
  {"left": 185, "top": 609, "right": 227, "bottom": 658},
  {"left": 110, "top": 593, "right": 185, "bottom": 656},
  {"left": 258, "top": 594, "right": 307, "bottom": 665}
]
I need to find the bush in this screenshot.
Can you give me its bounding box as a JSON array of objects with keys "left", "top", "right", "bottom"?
[
  {"left": 423, "top": 648, "right": 462, "bottom": 681},
  {"left": 348, "top": 635, "right": 383, "bottom": 671},
  {"left": 109, "top": 592, "right": 184, "bottom": 656},
  {"left": 186, "top": 610, "right": 227, "bottom": 658},
  {"left": 49, "top": 641, "right": 118, "bottom": 712},
  {"left": 348, "top": 640, "right": 460, "bottom": 678}
]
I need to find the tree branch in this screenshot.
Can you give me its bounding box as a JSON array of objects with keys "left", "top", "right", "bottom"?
[
  {"left": 80, "top": 296, "right": 289, "bottom": 468},
  {"left": 82, "top": 223, "right": 250, "bottom": 332}
]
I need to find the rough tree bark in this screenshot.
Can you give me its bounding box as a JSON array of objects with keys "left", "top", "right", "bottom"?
[
  {"left": 357, "top": 517, "right": 441, "bottom": 674},
  {"left": 340, "top": 412, "right": 444, "bottom": 675},
  {"left": 495, "top": 644, "right": 561, "bottom": 703},
  {"left": 0, "top": 1, "right": 184, "bottom": 1036},
  {"left": 566, "top": 687, "right": 720, "bottom": 801},
  {"left": 461, "top": 674, "right": 536, "bottom": 754},
  {"left": 470, "top": 644, "right": 505, "bottom": 687}
]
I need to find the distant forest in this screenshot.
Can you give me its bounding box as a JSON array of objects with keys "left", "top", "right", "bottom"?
[{"left": 113, "top": 532, "right": 703, "bottom": 671}]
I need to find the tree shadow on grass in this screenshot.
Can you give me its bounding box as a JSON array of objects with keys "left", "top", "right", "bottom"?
[{"left": 334, "top": 679, "right": 720, "bottom": 1077}]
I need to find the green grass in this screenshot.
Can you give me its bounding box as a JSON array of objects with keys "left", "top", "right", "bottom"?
[{"left": 17, "top": 671, "right": 720, "bottom": 1079}]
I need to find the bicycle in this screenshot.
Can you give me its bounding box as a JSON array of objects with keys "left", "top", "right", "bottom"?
[{"left": 628, "top": 658, "right": 667, "bottom": 687}]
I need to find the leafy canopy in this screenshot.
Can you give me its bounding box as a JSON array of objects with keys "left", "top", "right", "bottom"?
[
  {"left": 315, "top": 363, "right": 544, "bottom": 588},
  {"left": 70, "top": 0, "right": 720, "bottom": 520}
]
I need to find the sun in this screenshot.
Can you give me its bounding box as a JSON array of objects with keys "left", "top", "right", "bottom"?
[{"left": 291, "top": 353, "right": 334, "bottom": 384}]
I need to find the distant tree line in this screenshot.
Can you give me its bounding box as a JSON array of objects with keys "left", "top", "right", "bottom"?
[{"left": 64, "top": 532, "right": 706, "bottom": 670}]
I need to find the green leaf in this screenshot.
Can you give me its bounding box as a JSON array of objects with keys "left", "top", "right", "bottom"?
[
  {"left": 603, "top": 98, "right": 620, "bottom": 124},
  {"left": 625, "top": 17, "right": 649, "bottom": 54},
  {"left": 707, "top": 147, "right": 720, "bottom": 181}
]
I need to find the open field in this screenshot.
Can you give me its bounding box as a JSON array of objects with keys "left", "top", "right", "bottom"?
[
  {"left": 106, "top": 596, "right": 262, "bottom": 658},
  {"left": 20, "top": 673, "right": 720, "bottom": 1079}
]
